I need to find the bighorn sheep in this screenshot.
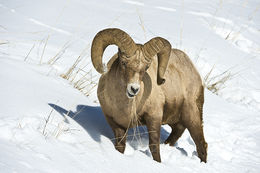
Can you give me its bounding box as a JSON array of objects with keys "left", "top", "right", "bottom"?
[{"left": 91, "top": 28, "right": 208, "bottom": 163}]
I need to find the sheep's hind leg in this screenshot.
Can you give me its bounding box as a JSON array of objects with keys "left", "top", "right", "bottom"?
[
  {"left": 164, "top": 122, "right": 185, "bottom": 146},
  {"left": 182, "top": 102, "right": 208, "bottom": 163},
  {"left": 187, "top": 123, "right": 208, "bottom": 163},
  {"left": 106, "top": 116, "right": 127, "bottom": 153}
]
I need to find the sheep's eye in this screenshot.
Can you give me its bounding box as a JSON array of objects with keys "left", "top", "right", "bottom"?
[
  {"left": 145, "top": 65, "right": 149, "bottom": 71},
  {"left": 121, "top": 61, "right": 127, "bottom": 67}
]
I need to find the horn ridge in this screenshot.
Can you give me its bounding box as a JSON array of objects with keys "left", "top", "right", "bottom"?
[{"left": 91, "top": 28, "right": 137, "bottom": 73}]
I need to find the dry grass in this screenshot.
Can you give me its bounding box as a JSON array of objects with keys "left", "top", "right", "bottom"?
[
  {"left": 52, "top": 111, "right": 70, "bottom": 138},
  {"left": 47, "top": 40, "right": 71, "bottom": 65},
  {"left": 60, "top": 43, "right": 98, "bottom": 96},
  {"left": 40, "top": 35, "right": 50, "bottom": 64},
  {"left": 42, "top": 102, "right": 78, "bottom": 139},
  {"left": 23, "top": 29, "right": 97, "bottom": 97},
  {"left": 42, "top": 105, "right": 55, "bottom": 136},
  {"left": 204, "top": 65, "right": 234, "bottom": 94},
  {"left": 24, "top": 43, "right": 35, "bottom": 62},
  {"left": 136, "top": 8, "right": 147, "bottom": 40},
  {"left": 219, "top": 2, "right": 259, "bottom": 44}
]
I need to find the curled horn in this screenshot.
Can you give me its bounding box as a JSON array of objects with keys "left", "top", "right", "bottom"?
[
  {"left": 91, "top": 28, "right": 137, "bottom": 74},
  {"left": 143, "top": 37, "right": 171, "bottom": 85}
]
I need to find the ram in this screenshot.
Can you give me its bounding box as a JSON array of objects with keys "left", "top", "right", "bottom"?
[{"left": 91, "top": 28, "right": 207, "bottom": 162}]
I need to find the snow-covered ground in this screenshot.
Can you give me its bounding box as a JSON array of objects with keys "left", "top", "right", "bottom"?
[{"left": 0, "top": 0, "right": 260, "bottom": 172}]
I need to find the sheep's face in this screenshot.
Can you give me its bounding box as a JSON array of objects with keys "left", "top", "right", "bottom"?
[{"left": 118, "top": 48, "right": 151, "bottom": 99}]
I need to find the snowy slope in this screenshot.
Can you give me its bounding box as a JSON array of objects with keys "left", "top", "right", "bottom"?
[{"left": 0, "top": 0, "right": 260, "bottom": 172}]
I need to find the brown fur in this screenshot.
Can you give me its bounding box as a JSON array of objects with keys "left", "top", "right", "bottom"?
[{"left": 95, "top": 40, "right": 208, "bottom": 163}]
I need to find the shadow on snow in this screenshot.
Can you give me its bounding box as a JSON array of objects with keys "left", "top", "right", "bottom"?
[
  {"left": 48, "top": 103, "right": 188, "bottom": 157},
  {"left": 48, "top": 104, "right": 113, "bottom": 142}
]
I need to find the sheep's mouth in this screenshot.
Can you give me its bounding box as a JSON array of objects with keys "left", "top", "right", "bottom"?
[{"left": 126, "top": 91, "right": 135, "bottom": 98}]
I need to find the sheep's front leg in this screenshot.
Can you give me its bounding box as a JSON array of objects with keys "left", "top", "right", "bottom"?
[
  {"left": 145, "top": 116, "right": 162, "bottom": 162},
  {"left": 106, "top": 116, "right": 127, "bottom": 153},
  {"left": 113, "top": 127, "right": 127, "bottom": 153}
]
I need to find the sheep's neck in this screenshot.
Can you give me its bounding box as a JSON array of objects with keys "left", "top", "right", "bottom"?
[{"left": 111, "top": 64, "right": 141, "bottom": 123}]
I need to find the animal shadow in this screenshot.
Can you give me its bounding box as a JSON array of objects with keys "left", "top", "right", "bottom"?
[
  {"left": 49, "top": 104, "right": 114, "bottom": 142},
  {"left": 48, "top": 104, "right": 188, "bottom": 157}
]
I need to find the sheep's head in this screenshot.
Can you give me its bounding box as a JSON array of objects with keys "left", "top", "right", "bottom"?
[
  {"left": 118, "top": 46, "right": 151, "bottom": 98},
  {"left": 91, "top": 28, "right": 171, "bottom": 98}
]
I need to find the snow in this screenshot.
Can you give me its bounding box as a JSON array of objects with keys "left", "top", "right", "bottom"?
[{"left": 0, "top": 0, "right": 260, "bottom": 172}]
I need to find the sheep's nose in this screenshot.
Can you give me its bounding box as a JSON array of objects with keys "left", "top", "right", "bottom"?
[
  {"left": 131, "top": 86, "right": 139, "bottom": 94},
  {"left": 127, "top": 83, "right": 140, "bottom": 98}
]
